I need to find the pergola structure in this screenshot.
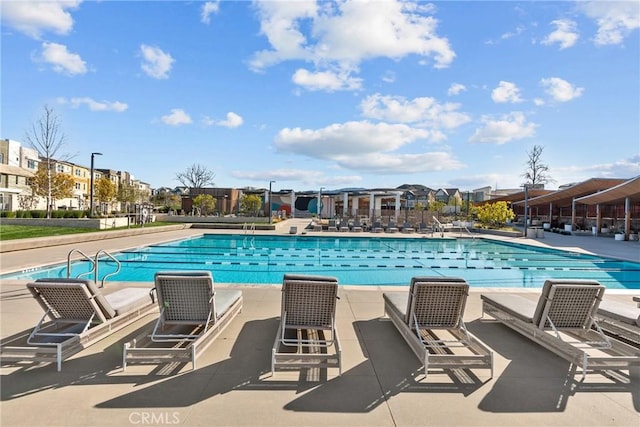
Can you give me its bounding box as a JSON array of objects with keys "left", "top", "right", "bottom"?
[
  {"left": 575, "top": 175, "right": 640, "bottom": 240},
  {"left": 512, "top": 177, "right": 634, "bottom": 236}
]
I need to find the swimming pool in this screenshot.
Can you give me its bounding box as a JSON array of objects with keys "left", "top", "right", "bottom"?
[{"left": 2, "top": 234, "right": 639, "bottom": 289}]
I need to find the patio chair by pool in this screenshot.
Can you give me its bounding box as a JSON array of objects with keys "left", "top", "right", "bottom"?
[
  {"left": 339, "top": 220, "right": 349, "bottom": 232},
  {"left": 481, "top": 280, "right": 640, "bottom": 380},
  {"left": 351, "top": 218, "right": 363, "bottom": 232},
  {"left": 371, "top": 220, "right": 383, "bottom": 233},
  {"left": 0, "top": 278, "right": 156, "bottom": 371},
  {"left": 595, "top": 297, "right": 640, "bottom": 347},
  {"left": 401, "top": 221, "right": 415, "bottom": 233},
  {"left": 327, "top": 219, "right": 338, "bottom": 232},
  {"left": 386, "top": 220, "right": 399, "bottom": 233},
  {"left": 123, "top": 271, "right": 242, "bottom": 370},
  {"left": 272, "top": 274, "right": 341, "bottom": 376},
  {"left": 383, "top": 277, "right": 493, "bottom": 378}
]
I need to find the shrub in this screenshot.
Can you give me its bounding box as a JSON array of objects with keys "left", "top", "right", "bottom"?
[
  {"left": 0, "top": 211, "right": 16, "bottom": 218},
  {"left": 475, "top": 202, "right": 515, "bottom": 229},
  {"left": 30, "top": 210, "right": 46, "bottom": 218}
]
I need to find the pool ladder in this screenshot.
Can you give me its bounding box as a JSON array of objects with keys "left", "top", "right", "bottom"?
[
  {"left": 67, "top": 249, "right": 122, "bottom": 288},
  {"left": 242, "top": 223, "right": 256, "bottom": 249},
  {"left": 431, "top": 216, "right": 445, "bottom": 238}
]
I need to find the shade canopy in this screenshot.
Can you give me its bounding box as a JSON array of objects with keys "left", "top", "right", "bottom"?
[
  {"left": 512, "top": 178, "right": 627, "bottom": 207},
  {"left": 574, "top": 176, "right": 640, "bottom": 205}
]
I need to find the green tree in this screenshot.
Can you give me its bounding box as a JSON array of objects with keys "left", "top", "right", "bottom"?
[
  {"left": 95, "top": 177, "right": 117, "bottom": 214},
  {"left": 192, "top": 194, "right": 216, "bottom": 216},
  {"left": 476, "top": 201, "right": 515, "bottom": 228},
  {"left": 240, "top": 194, "right": 262, "bottom": 216},
  {"left": 29, "top": 165, "right": 74, "bottom": 210},
  {"left": 428, "top": 200, "right": 446, "bottom": 220},
  {"left": 150, "top": 192, "right": 181, "bottom": 212},
  {"left": 117, "top": 182, "right": 137, "bottom": 213}
]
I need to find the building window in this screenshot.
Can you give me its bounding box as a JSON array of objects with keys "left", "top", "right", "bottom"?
[
  {"left": 75, "top": 169, "right": 81, "bottom": 176},
  {"left": 0, "top": 153, "right": 3, "bottom": 164},
  {"left": 27, "top": 159, "right": 36, "bottom": 169},
  {"left": 75, "top": 183, "right": 81, "bottom": 190}
]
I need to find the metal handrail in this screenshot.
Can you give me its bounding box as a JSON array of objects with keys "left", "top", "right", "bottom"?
[
  {"left": 95, "top": 250, "right": 121, "bottom": 288},
  {"left": 432, "top": 216, "right": 445, "bottom": 237},
  {"left": 67, "top": 249, "right": 96, "bottom": 279}
]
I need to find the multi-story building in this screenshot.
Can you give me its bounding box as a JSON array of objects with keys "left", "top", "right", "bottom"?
[
  {"left": 0, "top": 138, "right": 150, "bottom": 213},
  {"left": 0, "top": 139, "right": 38, "bottom": 211}
]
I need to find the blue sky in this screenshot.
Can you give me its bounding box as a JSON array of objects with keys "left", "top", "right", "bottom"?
[{"left": 2, "top": 1, "right": 639, "bottom": 192}]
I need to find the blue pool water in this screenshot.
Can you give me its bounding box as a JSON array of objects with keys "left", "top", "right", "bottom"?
[{"left": 2, "top": 234, "right": 639, "bottom": 289}]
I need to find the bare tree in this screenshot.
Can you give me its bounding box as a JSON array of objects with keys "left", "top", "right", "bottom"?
[
  {"left": 522, "top": 145, "right": 554, "bottom": 187},
  {"left": 25, "top": 105, "right": 73, "bottom": 218},
  {"left": 176, "top": 163, "right": 216, "bottom": 189}
]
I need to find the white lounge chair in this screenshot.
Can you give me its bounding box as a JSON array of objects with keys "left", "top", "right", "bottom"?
[
  {"left": 0, "top": 278, "right": 156, "bottom": 371},
  {"left": 386, "top": 220, "right": 399, "bottom": 233},
  {"left": 383, "top": 277, "right": 493, "bottom": 378},
  {"left": 123, "top": 271, "right": 242, "bottom": 370},
  {"left": 401, "top": 222, "right": 415, "bottom": 233},
  {"left": 595, "top": 297, "right": 640, "bottom": 346},
  {"left": 481, "top": 280, "right": 640, "bottom": 380},
  {"left": 272, "top": 274, "right": 341, "bottom": 376},
  {"left": 351, "top": 218, "right": 363, "bottom": 232}
]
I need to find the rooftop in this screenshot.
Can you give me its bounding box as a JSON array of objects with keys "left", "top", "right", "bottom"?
[{"left": 1, "top": 222, "right": 638, "bottom": 426}]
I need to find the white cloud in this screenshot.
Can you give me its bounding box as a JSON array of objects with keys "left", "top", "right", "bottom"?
[
  {"left": 201, "top": 1, "right": 220, "bottom": 24},
  {"left": 533, "top": 98, "right": 545, "bottom": 106},
  {"left": 542, "top": 19, "right": 579, "bottom": 49},
  {"left": 491, "top": 81, "right": 523, "bottom": 103},
  {"left": 292, "top": 68, "right": 362, "bottom": 91},
  {"left": 275, "top": 121, "right": 429, "bottom": 158},
  {"left": 231, "top": 168, "right": 362, "bottom": 186},
  {"left": 540, "top": 77, "right": 584, "bottom": 102},
  {"left": 217, "top": 112, "right": 244, "bottom": 128},
  {"left": 140, "top": 44, "right": 174, "bottom": 79},
  {"left": 381, "top": 71, "right": 396, "bottom": 83},
  {"left": 579, "top": 1, "right": 640, "bottom": 46},
  {"left": 469, "top": 112, "right": 537, "bottom": 144},
  {"left": 36, "top": 42, "right": 87, "bottom": 75},
  {"left": 59, "top": 97, "right": 128, "bottom": 112},
  {"left": 553, "top": 155, "right": 640, "bottom": 183},
  {"left": 360, "top": 93, "right": 470, "bottom": 136},
  {"left": 336, "top": 151, "right": 465, "bottom": 174},
  {"left": 273, "top": 120, "right": 464, "bottom": 174},
  {"left": 501, "top": 25, "right": 525, "bottom": 40},
  {"left": 447, "top": 83, "right": 466, "bottom": 96},
  {"left": 250, "top": 0, "right": 455, "bottom": 91},
  {"left": 1, "top": 0, "right": 81, "bottom": 39},
  {"left": 161, "top": 109, "right": 192, "bottom": 126}
]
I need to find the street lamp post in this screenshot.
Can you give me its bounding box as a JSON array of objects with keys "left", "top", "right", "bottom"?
[
  {"left": 89, "top": 152, "right": 102, "bottom": 217},
  {"left": 269, "top": 180, "right": 276, "bottom": 224},
  {"left": 318, "top": 187, "right": 325, "bottom": 219}
]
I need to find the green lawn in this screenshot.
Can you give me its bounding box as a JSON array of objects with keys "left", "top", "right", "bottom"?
[{"left": 0, "top": 222, "right": 174, "bottom": 241}]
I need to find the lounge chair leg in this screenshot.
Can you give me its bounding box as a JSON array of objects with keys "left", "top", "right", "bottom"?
[
  {"left": 424, "top": 351, "right": 429, "bottom": 378},
  {"left": 57, "top": 345, "right": 62, "bottom": 372}
]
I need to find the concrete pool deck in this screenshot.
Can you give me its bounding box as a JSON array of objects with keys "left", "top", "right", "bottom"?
[{"left": 1, "top": 220, "right": 639, "bottom": 426}]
